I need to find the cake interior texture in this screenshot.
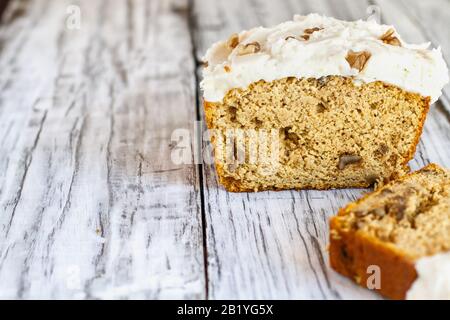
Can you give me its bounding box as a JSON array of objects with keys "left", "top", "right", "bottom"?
[
  {"left": 204, "top": 75, "right": 430, "bottom": 192},
  {"left": 332, "top": 164, "right": 450, "bottom": 260}
]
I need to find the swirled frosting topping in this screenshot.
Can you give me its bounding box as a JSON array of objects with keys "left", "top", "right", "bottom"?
[{"left": 201, "top": 14, "right": 449, "bottom": 103}]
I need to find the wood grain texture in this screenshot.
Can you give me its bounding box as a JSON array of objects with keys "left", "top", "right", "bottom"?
[
  {"left": 0, "top": 0, "right": 449, "bottom": 300},
  {"left": 193, "top": 0, "right": 450, "bottom": 299},
  {"left": 0, "top": 0, "right": 204, "bottom": 299}
]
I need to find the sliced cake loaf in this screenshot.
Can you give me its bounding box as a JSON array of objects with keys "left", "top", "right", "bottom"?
[
  {"left": 329, "top": 163, "right": 450, "bottom": 299},
  {"left": 201, "top": 14, "right": 448, "bottom": 192}
]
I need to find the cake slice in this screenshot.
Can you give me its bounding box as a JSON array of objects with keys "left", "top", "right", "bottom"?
[
  {"left": 329, "top": 163, "right": 450, "bottom": 299},
  {"left": 201, "top": 14, "right": 448, "bottom": 192}
]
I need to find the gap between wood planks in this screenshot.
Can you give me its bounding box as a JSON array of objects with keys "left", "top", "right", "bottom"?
[{"left": 187, "top": 0, "right": 210, "bottom": 300}]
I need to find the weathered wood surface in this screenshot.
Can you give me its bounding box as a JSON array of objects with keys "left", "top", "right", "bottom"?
[
  {"left": 0, "top": 0, "right": 204, "bottom": 299},
  {"left": 0, "top": 0, "right": 448, "bottom": 299}
]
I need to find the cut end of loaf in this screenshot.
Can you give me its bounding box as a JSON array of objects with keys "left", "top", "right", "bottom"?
[
  {"left": 329, "top": 163, "right": 450, "bottom": 299},
  {"left": 204, "top": 76, "right": 430, "bottom": 192}
]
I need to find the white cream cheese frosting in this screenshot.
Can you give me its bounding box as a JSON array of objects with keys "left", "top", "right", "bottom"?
[
  {"left": 406, "top": 252, "right": 450, "bottom": 300},
  {"left": 201, "top": 14, "right": 449, "bottom": 103}
]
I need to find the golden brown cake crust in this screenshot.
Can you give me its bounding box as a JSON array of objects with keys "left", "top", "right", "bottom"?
[
  {"left": 203, "top": 76, "right": 430, "bottom": 192},
  {"left": 330, "top": 215, "right": 418, "bottom": 300},
  {"left": 329, "top": 163, "right": 448, "bottom": 299}
]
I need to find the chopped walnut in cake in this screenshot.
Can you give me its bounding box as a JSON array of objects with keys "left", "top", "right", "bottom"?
[
  {"left": 346, "top": 50, "right": 372, "bottom": 72},
  {"left": 338, "top": 154, "right": 362, "bottom": 170},
  {"left": 380, "top": 29, "right": 401, "bottom": 46}
]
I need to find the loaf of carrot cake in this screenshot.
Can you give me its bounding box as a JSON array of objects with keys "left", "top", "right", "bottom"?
[
  {"left": 201, "top": 14, "right": 449, "bottom": 192},
  {"left": 329, "top": 163, "right": 450, "bottom": 299}
]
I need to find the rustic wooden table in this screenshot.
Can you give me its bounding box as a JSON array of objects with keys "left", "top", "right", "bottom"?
[{"left": 0, "top": 0, "right": 449, "bottom": 299}]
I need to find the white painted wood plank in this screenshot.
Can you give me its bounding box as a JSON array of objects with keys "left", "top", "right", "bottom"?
[
  {"left": 194, "top": 0, "right": 450, "bottom": 299},
  {"left": 0, "top": 0, "right": 204, "bottom": 299}
]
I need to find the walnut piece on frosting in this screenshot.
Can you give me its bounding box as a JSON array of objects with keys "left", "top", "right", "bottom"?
[
  {"left": 285, "top": 27, "right": 323, "bottom": 41},
  {"left": 237, "top": 42, "right": 261, "bottom": 55},
  {"left": 302, "top": 27, "right": 323, "bottom": 40},
  {"left": 380, "top": 29, "right": 401, "bottom": 47},
  {"left": 346, "top": 50, "right": 372, "bottom": 72},
  {"left": 304, "top": 27, "right": 323, "bottom": 34},
  {"left": 227, "top": 33, "right": 240, "bottom": 49}
]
